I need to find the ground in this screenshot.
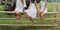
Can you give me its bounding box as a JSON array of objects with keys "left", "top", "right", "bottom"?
[{"left": 0, "top": 2, "right": 60, "bottom": 30}]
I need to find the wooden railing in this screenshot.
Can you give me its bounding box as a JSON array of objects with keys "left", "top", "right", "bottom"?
[
  {"left": 0, "top": 0, "right": 15, "bottom": 6},
  {"left": 0, "top": 11, "right": 58, "bottom": 26}
]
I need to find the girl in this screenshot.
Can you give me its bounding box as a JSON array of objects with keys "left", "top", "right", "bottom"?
[
  {"left": 40, "top": 0, "right": 47, "bottom": 24},
  {"left": 25, "top": 0, "right": 37, "bottom": 19},
  {"left": 24, "top": 0, "right": 37, "bottom": 25},
  {"left": 14, "top": 0, "right": 26, "bottom": 19},
  {"left": 40, "top": 0, "right": 47, "bottom": 15}
]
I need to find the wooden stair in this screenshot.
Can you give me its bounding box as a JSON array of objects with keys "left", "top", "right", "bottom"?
[
  {"left": 53, "top": 26, "right": 60, "bottom": 29},
  {"left": 0, "top": 11, "right": 58, "bottom": 14},
  {"left": 0, "top": 11, "right": 58, "bottom": 27},
  {"left": 0, "top": 18, "right": 58, "bottom": 20},
  {"left": 0, "top": 24, "right": 58, "bottom": 27}
]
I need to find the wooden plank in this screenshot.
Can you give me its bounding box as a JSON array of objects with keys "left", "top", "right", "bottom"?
[
  {"left": 0, "top": 11, "right": 24, "bottom": 13},
  {"left": 0, "top": 18, "right": 27, "bottom": 20},
  {"left": 11, "top": 0, "right": 14, "bottom": 6},
  {"left": 58, "top": 14, "right": 60, "bottom": 16},
  {"left": 0, "top": 0, "right": 1, "bottom": 5},
  {"left": 0, "top": 11, "right": 58, "bottom": 14},
  {"left": 45, "top": 12, "right": 58, "bottom": 14},
  {"left": 0, "top": 24, "right": 58, "bottom": 27},
  {"left": 5, "top": 0, "right": 7, "bottom": 5},
  {"left": 53, "top": 27, "right": 60, "bottom": 28},
  {"left": 1, "top": 1, "right": 12, "bottom": 4},
  {"left": 0, "top": 18, "right": 58, "bottom": 20},
  {"left": 45, "top": 18, "right": 58, "bottom": 20},
  {"left": 0, "top": 11, "right": 15, "bottom": 13},
  {"left": 57, "top": 20, "right": 60, "bottom": 21},
  {"left": 0, "top": 18, "right": 17, "bottom": 20}
]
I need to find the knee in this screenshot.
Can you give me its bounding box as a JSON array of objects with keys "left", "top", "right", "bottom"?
[{"left": 15, "top": 12, "right": 20, "bottom": 15}]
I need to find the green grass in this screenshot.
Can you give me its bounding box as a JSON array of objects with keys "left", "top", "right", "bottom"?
[
  {"left": 0, "top": 2, "right": 58, "bottom": 25},
  {"left": 0, "top": 20, "right": 53, "bottom": 24},
  {"left": 0, "top": 26, "right": 54, "bottom": 30},
  {"left": 0, "top": 2, "right": 60, "bottom": 30},
  {"left": 0, "top": 5, "right": 7, "bottom": 11}
]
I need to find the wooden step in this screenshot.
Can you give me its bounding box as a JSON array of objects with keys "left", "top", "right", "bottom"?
[
  {"left": 0, "top": 18, "right": 58, "bottom": 20},
  {"left": 0, "top": 11, "right": 15, "bottom": 13},
  {"left": 0, "top": 24, "right": 58, "bottom": 27},
  {"left": 0, "top": 11, "right": 58, "bottom": 14},
  {"left": 53, "top": 26, "right": 60, "bottom": 28},
  {"left": 45, "top": 18, "right": 58, "bottom": 20},
  {"left": 45, "top": 12, "right": 58, "bottom": 14},
  {"left": 0, "top": 18, "right": 17, "bottom": 20},
  {"left": 0, "top": 18, "right": 28, "bottom": 20},
  {"left": 1, "top": 1, "right": 12, "bottom": 4}
]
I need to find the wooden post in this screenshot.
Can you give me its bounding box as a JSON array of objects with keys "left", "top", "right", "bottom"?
[
  {"left": 5, "top": 0, "right": 7, "bottom": 5},
  {"left": 0, "top": 0, "right": 1, "bottom": 5},
  {"left": 53, "top": 7, "right": 58, "bottom": 24},
  {"left": 53, "top": 2, "right": 58, "bottom": 24},
  {"left": 53, "top": 12, "right": 57, "bottom": 24},
  {"left": 11, "top": 0, "right": 14, "bottom": 6},
  {"left": 56, "top": 3, "right": 58, "bottom": 11}
]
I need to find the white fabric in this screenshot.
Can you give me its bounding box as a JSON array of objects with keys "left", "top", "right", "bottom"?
[
  {"left": 24, "top": 3, "right": 37, "bottom": 18},
  {"left": 15, "top": 0, "right": 24, "bottom": 12},
  {"left": 43, "top": 8, "right": 47, "bottom": 14},
  {"left": 40, "top": 1, "right": 45, "bottom": 6},
  {"left": 40, "top": 1, "right": 47, "bottom": 13}
]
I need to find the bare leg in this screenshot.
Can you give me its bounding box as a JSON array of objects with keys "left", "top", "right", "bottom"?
[
  {"left": 28, "top": 17, "right": 34, "bottom": 26},
  {"left": 40, "top": 12, "right": 44, "bottom": 25},
  {"left": 16, "top": 12, "right": 21, "bottom": 20}
]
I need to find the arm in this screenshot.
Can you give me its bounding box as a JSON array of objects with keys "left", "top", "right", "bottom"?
[
  {"left": 40, "top": 1, "right": 47, "bottom": 16},
  {"left": 34, "top": 0, "right": 37, "bottom": 10},
  {"left": 21, "top": 0, "right": 24, "bottom": 4},
  {"left": 34, "top": 0, "right": 39, "bottom": 15}
]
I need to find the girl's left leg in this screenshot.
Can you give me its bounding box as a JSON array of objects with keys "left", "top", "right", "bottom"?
[
  {"left": 28, "top": 16, "right": 34, "bottom": 26},
  {"left": 15, "top": 12, "right": 21, "bottom": 20}
]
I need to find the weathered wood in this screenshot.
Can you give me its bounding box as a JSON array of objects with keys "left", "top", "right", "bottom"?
[
  {"left": 45, "top": 12, "right": 58, "bottom": 14},
  {"left": 0, "top": 24, "right": 58, "bottom": 26},
  {"left": 0, "top": 0, "right": 1, "bottom": 5},
  {"left": 58, "top": 14, "right": 60, "bottom": 16},
  {"left": 0, "top": 11, "right": 15, "bottom": 13},
  {"left": 0, "top": 11, "right": 58, "bottom": 14},
  {"left": 45, "top": 18, "right": 58, "bottom": 20},
  {"left": 53, "top": 26, "right": 60, "bottom": 28},
  {"left": 0, "top": 18, "right": 58, "bottom": 20},
  {"left": 1, "top": 1, "right": 12, "bottom": 4},
  {"left": 0, "top": 18, "right": 17, "bottom": 20},
  {"left": 11, "top": 0, "right": 14, "bottom": 6},
  {"left": 5, "top": 0, "right": 7, "bottom": 5},
  {"left": 53, "top": 12, "right": 58, "bottom": 24}
]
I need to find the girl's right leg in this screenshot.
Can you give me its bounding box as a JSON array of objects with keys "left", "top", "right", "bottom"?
[
  {"left": 15, "top": 12, "right": 21, "bottom": 20},
  {"left": 40, "top": 12, "right": 44, "bottom": 24},
  {"left": 28, "top": 16, "right": 34, "bottom": 26}
]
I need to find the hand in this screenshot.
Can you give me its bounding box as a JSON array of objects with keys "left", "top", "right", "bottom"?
[{"left": 40, "top": 12, "right": 44, "bottom": 16}]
